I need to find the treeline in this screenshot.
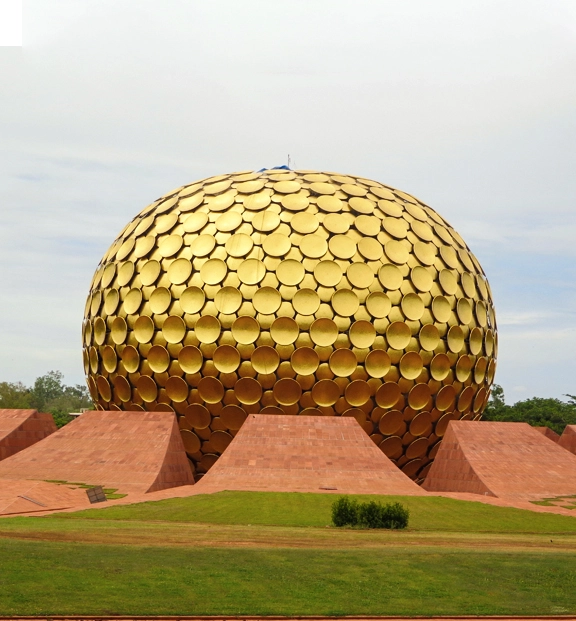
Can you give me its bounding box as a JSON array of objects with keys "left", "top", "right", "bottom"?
[
  {"left": 0, "top": 371, "right": 93, "bottom": 428},
  {"left": 483, "top": 384, "right": 576, "bottom": 435}
]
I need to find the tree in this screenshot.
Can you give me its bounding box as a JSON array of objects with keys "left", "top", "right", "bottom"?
[{"left": 0, "top": 381, "right": 32, "bottom": 409}]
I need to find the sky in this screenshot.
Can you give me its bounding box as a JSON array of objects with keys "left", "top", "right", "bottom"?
[{"left": 0, "top": 0, "right": 575, "bottom": 403}]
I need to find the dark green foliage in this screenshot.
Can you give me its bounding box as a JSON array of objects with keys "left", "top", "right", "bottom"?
[
  {"left": 0, "top": 371, "right": 92, "bottom": 428},
  {"left": 482, "top": 384, "right": 576, "bottom": 435},
  {"left": 332, "top": 496, "right": 409, "bottom": 529}
]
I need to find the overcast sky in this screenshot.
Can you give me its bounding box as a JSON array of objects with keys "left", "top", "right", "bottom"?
[{"left": 1, "top": 0, "right": 575, "bottom": 403}]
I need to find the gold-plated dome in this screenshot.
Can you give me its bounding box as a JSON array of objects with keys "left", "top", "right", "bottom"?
[{"left": 83, "top": 168, "right": 497, "bottom": 482}]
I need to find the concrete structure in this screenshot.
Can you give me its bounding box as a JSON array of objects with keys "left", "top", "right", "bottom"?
[
  {"left": 0, "top": 409, "right": 57, "bottom": 461},
  {"left": 422, "top": 420, "right": 576, "bottom": 500},
  {"left": 195, "top": 414, "right": 425, "bottom": 495},
  {"left": 0, "top": 479, "right": 91, "bottom": 516},
  {"left": 558, "top": 425, "right": 576, "bottom": 455},
  {"left": 535, "top": 426, "right": 560, "bottom": 442},
  {"left": 0, "top": 410, "right": 194, "bottom": 494}
]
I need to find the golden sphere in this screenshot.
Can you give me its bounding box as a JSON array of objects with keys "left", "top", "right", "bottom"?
[{"left": 83, "top": 168, "right": 497, "bottom": 482}]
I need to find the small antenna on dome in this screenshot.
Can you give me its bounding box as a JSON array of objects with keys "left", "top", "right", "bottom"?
[{"left": 287, "top": 154, "right": 291, "bottom": 169}]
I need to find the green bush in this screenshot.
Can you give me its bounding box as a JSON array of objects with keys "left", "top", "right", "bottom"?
[{"left": 332, "top": 497, "right": 409, "bottom": 529}]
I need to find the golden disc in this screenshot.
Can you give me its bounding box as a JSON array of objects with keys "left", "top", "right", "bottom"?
[
  {"left": 345, "top": 380, "right": 371, "bottom": 406},
  {"left": 310, "top": 318, "right": 338, "bottom": 346},
  {"left": 203, "top": 179, "right": 232, "bottom": 195},
  {"left": 226, "top": 233, "right": 254, "bottom": 257},
  {"left": 263, "top": 233, "right": 292, "bottom": 257},
  {"left": 310, "top": 181, "right": 336, "bottom": 195},
  {"left": 220, "top": 404, "right": 247, "bottom": 430},
  {"left": 90, "top": 290, "right": 102, "bottom": 315},
  {"left": 378, "top": 199, "right": 403, "bottom": 217},
  {"left": 97, "top": 375, "right": 112, "bottom": 401},
  {"left": 365, "top": 349, "right": 391, "bottom": 378},
  {"left": 323, "top": 213, "right": 350, "bottom": 234},
  {"left": 456, "top": 298, "right": 473, "bottom": 324},
  {"left": 317, "top": 195, "right": 344, "bottom": 213},
  {"left": 366, "top": 292, "right": 391, "bottom": 319},
  {"left": 399, "top": 351, "right": 423, "bottom": 380},
  {"left": 358, "top": 237, "right": 384, "bottom": 261},
  {"left": 277, "top": 259, "right": 305, "bottom": 286},
  {"left": 447, "top": 326, "right": 464, "bottom": 353},
  {"left": 235, "top": 179, "right": 265, "bottom": 194},
  {"left": 406, "top": 438, "right": 428, "bottom": 459},
  {"left": 476, "top": 300, "right": 488, "bottom": 327},
  {"left": 386, "top": 321, "right": 411, "bottom": 350},
  {"left": 419, "top": 324, "right": 440, "bottom": 351},
  {"left": 401, "top": 293, "right": 425, "bottom": 321},
  {"left": 163, "top": 315, "right": 186, "bottom": 343},
  {"left": 180, "top": 286, "right": 206, "bottom": 314},
  {"left": 101, "top": 263, "right": 116, "bottom": 288},
  {"left": 180, "top": 194, "right": 205, "bottom": 214},
  {"left": 182, "top": 212, "right": 209, "bottom": 232},
  {"left": 300, "top": 234, "right": 328, "bottom": 258},
  {"left": 244, "top": 191, "right": 271, "bottom": 211},
  {"left": 149, "top": 287, "right": 172, "bottom": 315},
  {"left": 113, "top": 375, "right": 132, "bottom": 402},
  {"left": 195, "top": 315, "right": 221, "bottom": 344},
  {"left": 140, "top": 260, "right": 161, "bottom": 286},
  {"left": 474, "top": 356, "right": 488, "bottom": 383},
  {"left": 439, "top": 269, "right": 458, "bottom": 295},
  {"left": 435, "top": 384, "right": 456, "bottom": 411},
  {"left": 198, "top": 376, "right": 224, "bottom": 404},
  {"left": 137, "top": 375, "right": 158, "bottom": 402},
  {"left": 410, "top": 266, "right": 433, "bottom": 293},
  {"left": 253, "top": 287, "right": 282, "bottom": 315},
  {"left": 313, "top": 260, "right": 342, "bottom": 287},
  {"left": 329, "top": 348, "right": 357, "bottom": 377},
  {"left": 311, "top": 379, "right": 340, "bottom": 406},
  {"left": 380, "top": 434, "right": 403, "bottom": 457},
  {"left": 290, "top": 212, "right": 319, "bottom": 234},
  {"left": 148, "top": 345, "right": 170, "bottom": 373},
  {"left": 410, "top": 410, "right": 432, "bottom": 436},
  {"left": 293, "top": 288, "right": 320, "bottom": 315},
  {"left": 206, "top": 192, "right": 236, "bottom": 213},
  {"left": 408, "top": 383, "right": 431, "bottom": 410},
  {"left": 101, "top": 346, "right": 117, "bottom": 373},
  {"left": 214, "top": 286, "right": 242, "bottom": 314},
  {"left": 329, "top": 235, "right": 356, "bottom": 259},
  {"left": 273, "top": 378, "right": 302, "bottom": 406},
  {"left": 166, "top": 376, "right": 189, "bottom": 402},
  {"left": 133, "top": 236, "right": 155, "bottom": 258},
  {"left": 430, "top": 353, "right": 450, "bottom": 381},
  {"left": 371, "top": 186, "right": 396, "bottom": 200},
  {"left": 469, "top": 327, "right": 483, "bottom": 355},
  {"left": 181, "top": 429, "right": 201, "bottom": 455},
  {"left": 461, "top": 272, "right": 477, "bottom": 297},
  {"left": 270, "top": 316, "right": 299, "bottom": 345},
  {"left": 350, "top": 320, "right": 376, "bottom": 348},
  {"left": 116, "top": 238, "right": 135, "bottom": 261},
  {"left": 104, "top": 289, "right": 120, "bottom": 315},
  {"left": 93, "top": 317, "right": 106, "bottom": 345},
  {"left": 440, "top": 245, "right": 459, "bottom": 268},
  {"left": 355, "top": 214, "right": 379, "bottom": 236},
  {"left": 331, "top": 289, "right": 360, "bottom": 317},
  {"left": 167, "top": 258, "right": 192, "bottom": 285},
  {"left": 458, "top": 386, "right": 475, "bottom": 412},
  {"left": 117, "top": 261, "right": 135, "bottom": 287},
  {"left": 134, "top": 315, "right": 155, "bottom": 343},
  {"left": 89, "top": 347, "right": 98, "bottom": 374},
  {"left": 212, "top": 344, "right": 241, "bottom": 374},
  {"left": 411, "top": 220, "right": 433, "bottom": 241},
  {"left": 200, "top": 258, "right": 227, "bottom": 285},
  {"left": 281, "top": 192, "right": 309, "bottom": 211},
  {"left": 435, "top": 411, "right": 456, "bottom": 436},
  {"left": 185, "top": 403, "right": 211, "bottom": 429},
  {"left": 121, "top": 345, "right": 140, "bottom": 373},
  {"left": 378, "top": 264, "right": 403, "bottom": 290},
  {"left": 342, "top": 184, "right": 368, "bottom": 197},
  {"left": 383, "top": 217, "right": 408, "bottom": 239},
  {"left": 291, "top": 347, "right": 319, "bottom": 375},
  {"left": 347, "top": 263, "right": 374, "bottom": 289},
  {"left": 237, "top": 258, "right": 266, "bottom": 285},
  {"left": 455, "top": 354, "right": 472, "bottom": 382},
  {"left": 179, "top": 346, "right": 203, "bottom": 374},
  {"left": 474, "top": 387, "right": 487, "bottom": 413},
  {"left": 485, "top": 330, "right": 494, "bottom": 356},
  {"left": 385, "top": 240, "right": 409, "bottom": 264},
  {"left": 123, "top": 288, "right": 142, "bottom": 315},
  {"left": 342, "top": 408, "right": 366, "bottom": 424},
  {"left": 231, "top": 316, "right": 260, "bottom": 344},
  {"left": 413, "top": 241, "right": 436, "bottom": 266},
  {"left": 252, "top": 346, "right": 280, "bottom": 374},
  {"left": 431, "top": 296, "right": 451, "bottom": 322},
  {"left": 253, "top": 211, "right": 281, "bottom": 232},
  {"left": 158, "top": 234, "right": 183, "bottom": 258},
  {"left": 274, "top": 180, "right": 301, "bottom": 194},
  {"left": 190, "top": 234, "right": 216, "bottom": 257},
  {"left": 487, "top": 358, "right": 496, "bottom": 383},
  {"left": 234, "top": 377, "right": 263, "bottom": 405},
  {"left": 379, "top": 410, "right": 403, "bottom": 435}
]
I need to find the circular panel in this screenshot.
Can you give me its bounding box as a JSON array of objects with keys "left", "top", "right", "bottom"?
[
  {"left": 215, "top": 211, "right": 242, "bottom": 232},
  {"left": 365, "top": 349, "right": 391, "bottom": 378},
  {"left": 431, "top": 296, "right": 451, "bottom": 322},
  {"left": 380, "top": 435, "right": 403, "bottom": 457},
  {"left": 180, "top": 286, "right": 205, "bottom": 314},
  {"left": 134, "top": 315, "right": 155, "bottom": 343},
  {"left": 440, "top": 245, "right": 459, "bottom": 269},
  {"left": 214, "top": 287, "right": 242, "bottom": 314},
  {"left": 140, "top": 260, "right": 161, "bottom": 286},
  {"left": 291, "top": 347, "right": 319, "bottom": 375},
  {"left": 277, "top": 259, "right": 305, "bottom": 286},
  {"left": 150, "top": 287, "right": 172, "bottom": 315},
  {"left": 310, "top": 181, "right": 336, "bottom": 195},
  {"left": 200, "top": 258, "right": 227, "bottom": 285},
  {"left": 316, "top": 195, "right": 343, "bottom": 213},
  {"left": 185, "top": 403, "right": 211, "bottom": 429},
  {"left": 96, "top": 376, "right": 112, "bottom": 402},
  {"left": 487, "top": 358, "right": 496, "bottom": 383},
  {"left": 273, "top": 378, "right": 302, "bottom": 406},
  {"left": 101, "top": 263, "right": 116, "bottom": 288},
  {"left": 399, "top": 351, "right": 423, "bottom": 380},
  {"left": 109, "top": 317, "right": 126, "bottom": 344},
  {"left": 183, "top": 212, "right": 209, "bottom": 233},
  {"left": 121, "top": 345, "right": 140, "bottom": 373},
  {"left": 179, "top": 346, "right": 203, "bottom": 374},
  {"left": 226, "top": 233, "right": 254, "bottom": 257},
  {"left": 435, "top": 411, "right": 456, "bottom": 437},
  {"left": 195, "top": 315, "right": 221, "bottom": 343},
  {"left": 476, "top": 300, "right": 488, "bottom": 327},
  {"left": 461, "top": 272, "right": 477, "bottom": 298},
  {"left": 358, "top": 237, "right": 383, "bottom": 261},
  {"left": 253, "top": 287, "right": 282, "bottom": 315},
  {"left": 206, "top": 193, "right": 236, "bottom": 212},
  {"left": 220, "top": 404, "right": 247, "bottom": 430},
  {"left": 455, "top": 355, "right": 472, "bottom": 382},
  {"left": 474, "top": 357, "right": 488, "bottom": 383},
  {"left": 104, "top": 289, "right": 120, "bottom": 315},
  {"left": 331, "top": 289, "right": 359, "bottom": 317},
  {"left": 311, "top": 379, "right": 340, "bottom": 406},
  {"left": 376, "top": 382, "right": 401, "bottom": 408},
  {"left": 234, "top": 179, "right": 264, "bottom": 194},
  {"left": 244, "top": 191, "right": 271, "bottom": 211},
  {"left": 366, "top": 292, "right": 391, "bottom": 318},
  {"left": 408, "top": 383, "right": 431, "bottom": 410},
  {"left": 411, "top": 220, "right": 433, "bottom": 241},
  {"left": 371, "top": 186, "right": 396, "bottom": 200},
  {"left": 234, "top": 377, "right": 263, "bottom": 405},
  {"left": 113, "top": 375, "right": 132, "bottom": 402},
  {"left": 274, "top": 180, "right": 301, "bottom": 194},
  {"left": 181, "top": 430, "right": 201, "bottom": 455},
  {"left": 458, "top": 386, "right": 475, "bottom": 412},
  {"left": 253, "top": 211, "right": 280, "bottom": 232},
  {"left": 124, "top": 288, "right": 142, "bottom": 314},
  {"left": 137, "top": 375, "right": 158, "bottom": 402},
  {"left": 430, "top": 353, "right": 451, "bottom": 381},
  {"left": 406, "top": 438, "right": 429, "bottom": 460},
  {"left": 237, "top": 259, "right": 266, "bottom": 285},
  {"left": 293, "top": 289, "right": 321, "bottom": 316},
  {"left": 116, "top": 238, "right": 135, "bottom": 261},
  {"left": 329, "top": 235, "right": 356, "bottom": 259},
  {"left": 439, "top": 269, "right": 458, "bottom": 295},
  {"left": 270, "top": 317, "right": 299, "bottom": 345},
  {"left": 485, "top": 329, "right": 494, "bottom": 356},
  {"left": 163, "top": 315, "right": 186, "bottom": 343},
  {"left": 473, "top": 387, "right": 487, "bottom": 413},
  {"left": 323, "top": 213, "right": 350, "bottom": 234},
  {"left": 410, "top": 411, "right": 432, "bottom": 436},
  {"left": 314, "top": 261, "right": 342, "bottom": 287},
  {"left": 347, "top": 263, "right": 373, "bottom": 289},
  {"left": 341, "top": 184, "right": 367, "bottom": 197},
  {"left": 435, "top": 385, "right": 456, "bottom": 411},
  {"left": 231, "top": 316, "right": 260, "bottom": 344},
  {"left": 133, "top": 236, "right": 155, "bottom": 259},
  {"left": 413, "top": 241, "right": 436, "bottom": 266},
  {"left": 148, "top": 345, "right": 170, "bottom": 373},
  {"left": 378, "top": 264, "right": 403, "bottom": 290},
  {"left": 203, "top": 179, "right": 232, "bottom": 194},
  {"left": 158, "top": 234, "right": 183, "bottom": 258},
  {"left": 470, "top": 327, "right": 483, "bottom": 355},
  {"left": 419, "top": 324, "right": 440, "bottom": 351},
  {"left": 384, "top": 240, "right": 409, "bottom": 264},
  {"left": 213, "top": 345, "right": 241, "bottom": 373},
  {"left": 379, "top": 410, "right": 403, "bottom": 436},
  {"left": 310, "top": 318, "right": 338, "bottom": 346},
  {"left": 411, "top": 266, "right": 433, "bottom": 292},
  {"left": 447, "top": 326, "right": 465, "bottom": 353},
  {"left": 252, "top": 346, "right": 280, "bottom": 374},
  {"left": 101, "top": 346, "right": 117, "bottom": 373},
  {"left": 355, "top": 215, "right": 380, "bottom": 235},
  {"left": 93, "top": 317, "right": 106, "bottom": 345},
  {"left": 168, "top": 258, "right": 192, "bottom": 285},
  {"left": 383, "top": 217, "right": 408, "bottom": 239},
  {"left": 166, "top": 376, "right": 189, "bottom": 402},
  {"left": 300, "top": 234, "right": 328, "bottom": 259},
  {"left": 198, "top": 376, "right": 224, "bottom": 404},
  {"left": 350, "top": 320, "right": 376, "bottom": 348},
  {"left": 263, "top": 233, "right": 291, "bottom": 257},
  {"left": 89, "top": 347, "right": 98, "bottom": 374},
  {"left": 457, "top": 298, "right": 473, "bottom": 324},
  {"left": 290, "top": 212, "right": 319, "bottom": 234},
  {"left": 345, "top": 380, "right": 371, "bottom": 406},
  {"left": 401, "top": 293, "right": 424, "bottom": 321},
  {"left": 281, "top": 193, "right": 309, "bottom": 211},
  {"left": 191, "top": 234, "right": 216, "bottom": 257},
  {"left": 342, "top": 408, "right": 366, "bottom": 424},
  {"left": 329, "top": 349, "right": 357, "bottom": 377},
  {"left": 386, "top": 321, "right": 411, "bottom": 350}
]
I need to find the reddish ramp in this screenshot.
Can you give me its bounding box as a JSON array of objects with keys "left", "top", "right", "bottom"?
[
  {"left": 535, "top": 426, "right": 560, "bottom": 442},
  {"left": 0, "top": 480, "right": 90, "bottom": 516},
  {"left": 196, "top": 414, "right": 424, "bottom": 495},
  {"left": 422, "top": 421, "right": 576, "bottom": 500},
  {"left": 0, "top": 411, "right": 194, "bottom": 494},
  {"left": 558, "top": 425, "right": 576, "bottom": 455},
  {"left": 0, "top": 409, "right": 57, "bottom": 461}
]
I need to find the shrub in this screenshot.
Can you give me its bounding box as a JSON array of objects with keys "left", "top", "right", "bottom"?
[{"left": 332, "top": 497, "right": 409, "bottom": 529}]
